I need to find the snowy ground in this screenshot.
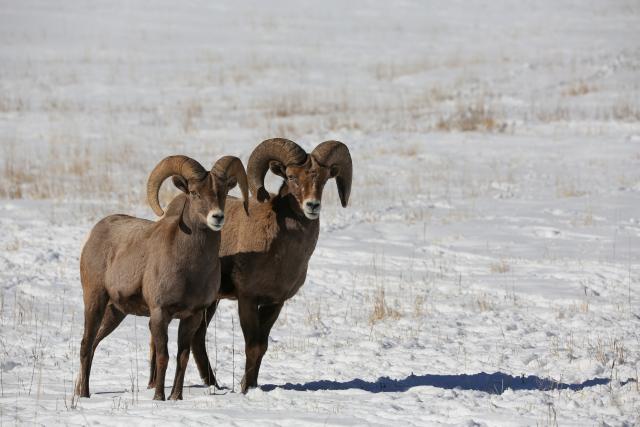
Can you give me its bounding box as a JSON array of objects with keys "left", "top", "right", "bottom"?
[{"left": 1, "top": 0, "right": 640, "bottom": 425}]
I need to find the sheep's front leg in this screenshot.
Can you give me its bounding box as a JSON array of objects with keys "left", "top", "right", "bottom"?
[
  {"left": 190, "top": 301, "right": 220, "bottom": 387},
  {"left": 169, "top": 312, "right": 203, "bottom": 400},
  {"left": 149, "top": 308, "right": 171, "bottom": 401},
  {"left": 238, "top": 297, "right": 283, "bottom": 393},
  {"left": 148, "top": 337, "right": 156, "bottom": 389}
]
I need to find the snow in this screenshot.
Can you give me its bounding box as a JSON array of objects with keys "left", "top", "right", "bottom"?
[{"left": 1, "top": 0, "right": 639, "bottom": 425}]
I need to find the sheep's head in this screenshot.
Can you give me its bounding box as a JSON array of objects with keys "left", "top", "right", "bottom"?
[
  {"left": 147, "top": 155, "right": 249, "bottom": 231},
  {"left": 247, "top": 138, "right": 352, "bottom": 220}
]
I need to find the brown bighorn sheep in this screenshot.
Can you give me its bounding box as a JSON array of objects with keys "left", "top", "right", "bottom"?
[
  {"left": 76, "top": 155, "right": 248, "bottom": 401},
  {"left": 148, "top": 138, "right": 352, "bottom": 393}
]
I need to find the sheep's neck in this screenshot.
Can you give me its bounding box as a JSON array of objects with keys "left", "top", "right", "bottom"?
[
  {"left": 278, "top": 183, "right": 307, "bottom": 222},
  {"left": 274, "top": 185, "right": 319, "bottom": 238},
  {"left": 176, "top": 198, "right": 217, "bottom": 250}
]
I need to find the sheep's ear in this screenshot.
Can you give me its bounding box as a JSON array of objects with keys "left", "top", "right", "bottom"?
[
  {"left": 172, "top": 175, "right": 189, "bottom": 193},
  {"left": 269, "top": 161, "right": 286, "bottom": 179},
  {"left": 226, "top": 176, "right": 237, "bottom": 192}
]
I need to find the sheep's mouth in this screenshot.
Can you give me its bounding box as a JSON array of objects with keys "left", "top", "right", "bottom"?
[
  {"left": 303, "top": 210, "right": 320, "bottom": 220},
  {"left": 302, "top": 198, "right": 321, "bottom": 220},
  {"left": 207, "top": 221, "right": 224, "bottom": 231}
]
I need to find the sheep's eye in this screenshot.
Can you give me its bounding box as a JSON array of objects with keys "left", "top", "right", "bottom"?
[
  {"left": 287, "top": 176, "right": 297, "bottom": 182},
  {"left": 190, "top": 191, "right": 199, "bottom": 198}
]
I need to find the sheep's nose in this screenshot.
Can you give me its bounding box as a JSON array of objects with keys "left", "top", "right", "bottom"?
[
  {"left": 305, "top": 200, "right": 320, "bottom": 211},
  {"left": 206, "top": 209, "right": 225, "bottom": 230}
]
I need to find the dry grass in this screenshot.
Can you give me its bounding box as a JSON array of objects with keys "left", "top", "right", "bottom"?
[
  {"left": 0, "top": 46, "right": 636, "bottom": 216},
  {"left": 374, "top": 143, "right": 420, "bottom": 158},
  {"left": 254, "top": 84, "right": 513, "bottom": 135},
  {"left": 573, "top": 207, "right": 594, "bottom": 226},
  {"left": 578, "top": 300, "right": 589, "bottom": 313},
  {"left": 0, "top": 95, "right": 27, "bottom": 113},
  {"left": 475, "top": 293, "right": 493, "bottom": 312},
  {"left": 371, "top": 58, "right": 435, "bottom": 81},
  {"left": 261, "top": 90, "right": 350, "bottom": 119},
  {"left": 490, "top": 260, "right": 511, "bottom": 274},
  {"left": 370, "top": 55, "right": 486, "bottom": 81},
  {"left": 609, "top": 101, "right": 640, "bottom": 121},
  {"left": 563, "top": 81, "right": 594, "bottom": 97},
  {"left": 0, "top": 134, "right": 143, "bottom": 206},
  {"left": 304, "top": 302, "right": 323, "bottom": 328},
  {"left": 413, "top": 294, "right": 426, "bottom": 318},
  {"left": 181, "top": 99, "right": 204, "bottom": 133},
  {"left": 4, "top": 238, "right": 20, "bottom": 252},
  {"left": 531, "top": 105, "right": 571, "bottom": 123},
  {"left": 436, "top": 102, "right": 506, "bottom": 133},
  {"left": 532, "top": 99, "right": 640, "bottom": 124},
  {"left": 369, "top": 287, "right": 401, "bottom": 325},
  {"left": 555, "top": 178, "right": 588, "bottom": 198},
  {"left": 591, "top": 337, "right": 626, "bottom": 366}
]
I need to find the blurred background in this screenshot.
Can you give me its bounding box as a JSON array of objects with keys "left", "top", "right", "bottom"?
[{"left": 1, "top": 0, "right": 638, "bottom": 223}]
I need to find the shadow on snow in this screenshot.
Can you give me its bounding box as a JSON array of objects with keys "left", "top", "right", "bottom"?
[{"left": 261, "top": 372, "right": 628, "bottom": 395}]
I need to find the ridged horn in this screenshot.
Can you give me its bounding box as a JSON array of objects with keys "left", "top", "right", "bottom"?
[
  {"left": 147, "top": 155, "right": 207, "bottom": 216},
  {"left": 311, "top": 140, "right": 352, "bottom": 207},
  {"left": 247, "top": 138, "right": 308, "bottom": 202},
  {"left": 212, "top": 156, "right": 250, "bottom": 215}
]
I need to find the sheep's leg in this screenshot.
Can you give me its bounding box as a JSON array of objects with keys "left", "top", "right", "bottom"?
[
  {"left": 151, "top": 302, "right": 220, "bottom": 389},
  {"left": 149, "top": 309, "right": 171, "bottom": 401},
  {"left": 254, "top": 302, "right": 283, "bottom": 379},
  {"left": 190, "top": 301, "right": 220, "bottom": 387},
  {"left": 238, "top": 297, "right": 259, "bottom": 393},
  {"left": 76, "top": 290, "right": 108, "bottom": 398},
  {"left": 148, "top": 337, "right": 156, "bottom": 389},
  {"left": 92, "top": 303, "right": 126, "bottom": 353},
  {"left": 238, "top": 298, "right": 283, "bottom": 393},
  {"left": 169, "top": 312, "right": 202, "bottom": 400},
  {"left": 151, "top": 302, "right": 220, "bottom": 390}
]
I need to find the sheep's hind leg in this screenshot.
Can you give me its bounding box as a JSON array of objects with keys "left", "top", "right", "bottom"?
[
  {"left": 255, "top": 302, "right": 283, "bottom": 381},
  {"left": 169, "top": 312, "right": 203, "bottom": 400},
  {"left": 76, "top": 290, "right": 108, "bottom": 398},
  {"left": 252, "top": 302, "right": 283, "bottom": 389},
  {"left": 92, "top": 303, "right": 126, "bottom": 353},
  {"left": 190, "top": 301, "right": 220, "bottom": 388},
  {"left": 149, "top": 308, "right": 171, "bottom": 401},
  {"left": 238, "top": 297, "right": 283, "bottom": 393}
]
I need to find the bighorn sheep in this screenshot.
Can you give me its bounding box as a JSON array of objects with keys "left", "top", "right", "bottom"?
[
  {"left": 76, "top": 155, "right": 248, "bottom": 401},
  {"left": 148, "top": 138, "right": 352, "bottom": 393}
]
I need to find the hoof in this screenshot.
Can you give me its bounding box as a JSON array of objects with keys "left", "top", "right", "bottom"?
[
  {"left": 203, "top": 377, "right": 218, "bottom": 388},
  {"left": 153, "top": 393, "right": 165, "bottom": 401},
  {"left": 169, "top": 393, "right": 182, "bottom": 401},
  {"left": 75, "top": 387, "right": 89, "bottom": 398},
  {"left": 75, "top": 383, "right": 88, "bottom": 398},
  {"left": 240, "top": 377, "right": 257, "bottom": 394}
]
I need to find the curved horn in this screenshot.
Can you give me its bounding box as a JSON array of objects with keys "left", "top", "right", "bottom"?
[
  {"left": 247, "top": 138, "right": 307, "bottom": 202},
  {"left": 147, "top": 155, "right": 207, "bottom": 216},
  {"left": 311, "top": 140, "right": 352, "bottom": 207},
  {"left": 212, "top": 156, "right": 250, "bottom": 215}
]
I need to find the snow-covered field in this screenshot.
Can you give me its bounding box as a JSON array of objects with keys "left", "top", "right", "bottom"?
[{"left": 1, "top": 0, "right": 640, "bottom": 425}]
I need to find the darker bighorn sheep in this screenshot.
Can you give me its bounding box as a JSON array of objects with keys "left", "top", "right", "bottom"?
[
  {"left": 76, "top": 155, "right": 248, "bottom": 400},
  {"left": 148, "top": 138, "right": 352, "bottom": 393}
]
